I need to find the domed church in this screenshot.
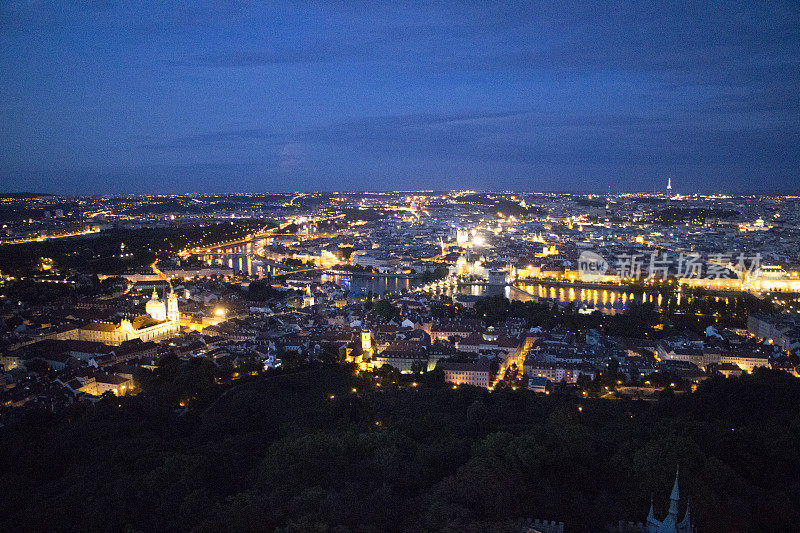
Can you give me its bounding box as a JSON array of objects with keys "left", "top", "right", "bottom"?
[{"left": 64, "top": 288, "right": 181, "bottom": 345}]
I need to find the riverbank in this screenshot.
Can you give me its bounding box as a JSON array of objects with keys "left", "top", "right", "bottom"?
[
  {"left": 325, "top": 270, "right": 419, "bottom": 280},
  {"left": 515, "top": 277, "right": 747, "bottom": 296},
  {"left": 516, "top": 277, "right": 673, "bottom": 292}
]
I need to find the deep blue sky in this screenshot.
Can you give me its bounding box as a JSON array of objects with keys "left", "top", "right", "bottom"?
[{"left": 1, "top": 2, "right": 798, "bottom": 194}]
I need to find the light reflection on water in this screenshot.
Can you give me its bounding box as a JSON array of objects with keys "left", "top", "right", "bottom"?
[
  {"left": 320, "top": 274, "right": 689, "bottom": 315},
  {"left": 320, "top": 274, "right": 418, "bottom": 295},
  {"left": 514, "top": 284, "right": 665, "bottom": 315}
]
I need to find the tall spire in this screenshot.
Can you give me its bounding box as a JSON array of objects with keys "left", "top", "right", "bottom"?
[
  {"left": 668, "top": 466, "right": 680, "bottom": 518},
  {"left": 671, "top": 467, "right": 680, "bottom": 501},
  {"left": 644, "top": 465, "right": 695, "bottom": 532},
  {"left": 679, "top": 496, "right": 692, "bottom": 529}
]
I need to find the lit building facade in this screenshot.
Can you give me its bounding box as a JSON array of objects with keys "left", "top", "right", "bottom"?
[
  {"left": 438, "top": 359, "right": 492, "bottom": 388},
  {"left": 63, "top": 290, "right": 180, "bottom": 345}
]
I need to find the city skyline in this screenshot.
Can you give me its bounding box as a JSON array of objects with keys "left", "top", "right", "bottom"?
[
  {"left": 2, "top": 2, "right": 799, "bottom": 194},
  {"left": 3, "top": 4, "right": 800, "bottom": 530},
  {"left": 2, "top": 187, "right": 799, "bottom": 531}
]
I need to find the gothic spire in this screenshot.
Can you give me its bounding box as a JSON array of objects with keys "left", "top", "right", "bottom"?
[
  {"left": 671, "top": 467, "right": 680, "bottom": 501},
  {"left": 668, "top": 466, "right": 680, "bottom": 518},
  {"left": 679, "top": 496, "right": 692, "bottom": 529}
]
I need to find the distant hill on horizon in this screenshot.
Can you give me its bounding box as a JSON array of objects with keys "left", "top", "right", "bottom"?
[{"left": 0, "top": 192, "right": 55, "bottom": 199}]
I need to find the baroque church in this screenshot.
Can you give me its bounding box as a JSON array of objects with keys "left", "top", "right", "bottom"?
[{"left": 64, "top": 289, "right": 180, "bottom": 345}]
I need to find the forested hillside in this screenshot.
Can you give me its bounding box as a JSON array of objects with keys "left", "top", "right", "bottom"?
[{"left": 1, "top": 363, "right": 798, "bottom": 532}]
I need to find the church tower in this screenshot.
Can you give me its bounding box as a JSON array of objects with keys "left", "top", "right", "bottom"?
[
  {"left": 361, "top": 330, "right": 373, "bottom": 356},
  {"left": 647, "top": 468, "right": 694, "bottom": 533},
  {"left": 167, "top": 289, "right": 180, "bottom": 323}
]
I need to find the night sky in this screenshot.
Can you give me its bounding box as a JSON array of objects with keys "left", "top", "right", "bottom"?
[{"left": 1, "top": 2, "right": 798, "bottom": 194}]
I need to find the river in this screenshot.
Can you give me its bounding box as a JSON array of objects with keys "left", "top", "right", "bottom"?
[{"left": 319, "top": 274, "right": 707, "bottom": 314}]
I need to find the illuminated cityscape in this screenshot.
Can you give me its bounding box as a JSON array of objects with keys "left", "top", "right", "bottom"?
[
  {"left": 2, "top": 189, "right": 800, "bottom": 530},
  {"left": 2, "top": 2, "right": 799, "bottom": 532}
]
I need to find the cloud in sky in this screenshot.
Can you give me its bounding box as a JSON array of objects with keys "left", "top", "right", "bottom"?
[
  {"left": 0, "top": 1, "right": 798, "bottom": 193},
  {"left": 138, "top": 129, "right": 279, "bottom": 151}
]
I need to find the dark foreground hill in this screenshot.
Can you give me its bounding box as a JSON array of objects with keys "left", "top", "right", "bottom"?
[{"left": 1, "top": 364, "right": 799, "bottom": 532}]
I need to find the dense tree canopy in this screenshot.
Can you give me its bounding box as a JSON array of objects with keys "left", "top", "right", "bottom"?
[
  {"left": 0, "top": 220, "right": 265, "bottom": 276},
  {"left": 1, "top": 366, "right": 798, "bottom": 532},
  {"left": 472, "top": 292, "right": 774, "bottom": 336}
]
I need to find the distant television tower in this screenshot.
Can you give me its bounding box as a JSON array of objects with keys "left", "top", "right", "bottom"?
[{"left": 667, "top": 177, "right": 672, "bottom": 205}]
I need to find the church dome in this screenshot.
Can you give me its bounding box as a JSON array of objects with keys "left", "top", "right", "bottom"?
[{"left": 145, "top": 289, "right": 167, "bottom": 321}]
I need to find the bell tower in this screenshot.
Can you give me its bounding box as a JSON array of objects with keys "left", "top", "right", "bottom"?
[
  {"left": 361, "top": 330, "right": 373, "bottom": 356},
  {"left": 167, "top": 289, "right": 180, "bottom": 323}
]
